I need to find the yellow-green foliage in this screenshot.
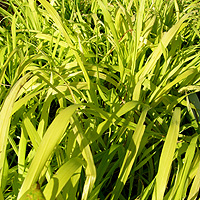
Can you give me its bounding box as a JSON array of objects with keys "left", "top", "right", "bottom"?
[{"left": 0, "top": 0, "right": 199, "bottom": 199}]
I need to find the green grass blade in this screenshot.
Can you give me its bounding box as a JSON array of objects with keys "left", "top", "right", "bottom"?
[{"left": 96, "top": 145, "right": 121, "bottom": 185}]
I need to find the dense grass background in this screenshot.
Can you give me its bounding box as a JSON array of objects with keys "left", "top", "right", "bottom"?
[{"left": 0, "top": 0, "right": 200, "bottom": 199}]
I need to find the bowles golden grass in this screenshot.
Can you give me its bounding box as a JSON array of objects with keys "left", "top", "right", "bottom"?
[{"left": 0, "top": 0, "right": 199, "bottom": 199}]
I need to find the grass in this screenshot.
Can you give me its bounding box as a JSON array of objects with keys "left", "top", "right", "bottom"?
[{"left": 0, "top": 0, "right": 200, "bottom": 199}]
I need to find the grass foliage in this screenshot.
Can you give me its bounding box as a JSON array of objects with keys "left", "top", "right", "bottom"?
[{"left": 0, "top": 0, "right": 200, "bottom": 199}]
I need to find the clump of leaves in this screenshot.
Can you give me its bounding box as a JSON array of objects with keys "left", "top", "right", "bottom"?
[{"left": 0, "top": 0, "right": 200, "bottom": 200}]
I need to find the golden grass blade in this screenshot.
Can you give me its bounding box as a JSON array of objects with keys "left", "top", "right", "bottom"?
[
  {"left": 28, "top": 0, "right": 40, "bottom": 30},
  {"left": 173, "top": 135, "right": 199, "bottom": 199},
  {"left": 138, "top": 14, "right": 189, "bottom": 80},
  {"left": 111, "top": 106, "right": 149, "bottom": 200},
  {"left": 152, "top": 107, "right": 181, "bottom": 200},
  {"left": 23, "top": 117, "right": 41, "bottom": 150},
  {"left": 116, "top": 101, "right": 139, "bottom": 117},
  {"left": 11, "top": 13, "right": 16, "bottom": 50},
  {"left": 0, "top": 73, "right": 31, "bottom": 188},
  {"left": 18, "top": 127, "right": 27, "bottom": 179},
  {"left": 97, "top": 0, "right": 119, "bottom": 50},
  {"left": 37, "top": 95, "right": 54, "bottom": 137},
  {"left": 62, "top": 167, "right": 82, "bottom": 200},
  {"left": 38, "top": 0, "right": 94, "bottom": 101},
  {"left": 17, "top": 104, "right": 80, "bottom": 199},
  {"left": 35, "top": 33, "right": 68, "bottom": 48},
  {"left": 0, "top": 48, "right": 18, "bottom": 84},
  {"left": 131, "top": 0, "right": 145, "bottom": 75},
  {"left": 0, "top": 6, "right": 12, "bottom": 20},
  {"left": 37, "top": 0, "right": 73, "bottom": 48},
  {"left": 43, "top": 158, "right": 84, "bottom": 200},
  {"left": 150, "top": 68, "right": 196, "bottom": 105},
  {"left": 12, "top": 91, "right": 42, "bottom": 115},
  {"left": 188, "top": 159, "right": 200, "bottom": 200},
  {"left": 70, "top": 115, "right": 96, "bottom": 200},
  {"left": 174, "top": 0, "right": 180, "bottom": 21}
]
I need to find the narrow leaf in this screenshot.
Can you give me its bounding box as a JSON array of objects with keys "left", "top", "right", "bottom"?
[
  {"left": 0, "top": 74, "right": 31, "bottom": 187},
  {"left": 43, "top": 158, "right": 84, "bottom": 200},
  {"left": 152, "top": 107, "right": 181, "bottom": 200},
  {"left": 17, "top": 104, "right": 80, "bottom": 199},
  {"left": 111, "top": 106, "right": 149, "bottom": 200}
]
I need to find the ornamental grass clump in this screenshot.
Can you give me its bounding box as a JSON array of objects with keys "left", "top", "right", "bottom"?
[{"left": 0, "top": 0, "right": 200, "bottom": 199}]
